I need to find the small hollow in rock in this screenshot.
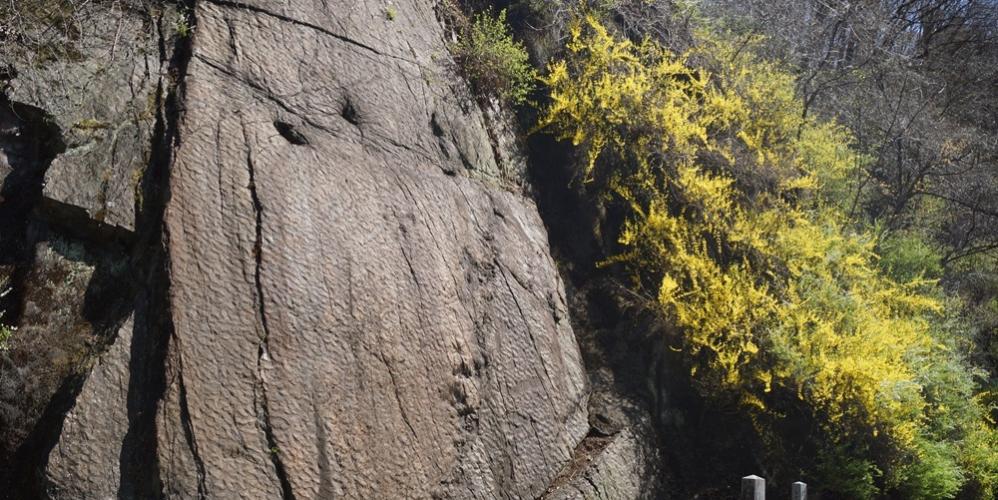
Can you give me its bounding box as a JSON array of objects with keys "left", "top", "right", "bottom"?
[
  {"left": 273, "top": 121, "right": 309, "bottom": 146},
  {"left": 341, "top": 100, "right": 360, "bottom": 126}
]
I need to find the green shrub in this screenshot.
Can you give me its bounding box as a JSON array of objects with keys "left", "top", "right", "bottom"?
[
  {"left": 879, "top": 232, "right": 945, "bottom": 283},
  {"left": 452, "top": 9, "right": 536, "bottom": 105},
  {"left": 174, "top": 6, "right": 193, "bottom": 38},
  {"left": 815, "top": 446, "right": 881, "bottom": 500}
]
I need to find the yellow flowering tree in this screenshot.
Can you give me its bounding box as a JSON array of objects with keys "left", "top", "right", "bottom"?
[{"left": 539, "top": 16, "right": 998, "bottom": 498}]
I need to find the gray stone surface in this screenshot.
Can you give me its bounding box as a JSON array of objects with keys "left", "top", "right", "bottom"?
[
  {"left": 45, "top": 317, "right": 134, "bottom": 500},
  {"left": 4, "top": 1, "right": 167, "bottom": 232},
  {"left": 154, "top": 1, "right": 589, "bottom": 497},
  {"left": 2, "top": 1, "right": 605, "bottom": 498},
  {"left": 792, "top": 481, "right": 807, "bottom": 500},
  {"left": 543, "top": 390, "right": 664, "bottom": 500},
  {"left": 544, "top": 429, "right": 658, "bottom": 500}
]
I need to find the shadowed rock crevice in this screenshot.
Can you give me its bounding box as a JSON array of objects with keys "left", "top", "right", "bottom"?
[
  {"left": 3, "top": 3, "right": 196, "bottom": 498},
  {"left": 0, "top": 98, "right": 66, "bottom": 329},
  {"left": 116, "top": 5, "right": 195, "bottom": 498},
  {"left": 273, "top": 121, "right": 309, "bottom": 146},
  {"left": 525, "top": 122, "right": 669, "bottom": 497},
  {"left": 1, "top": 220, "right": 139, "bottom": 498},
  {"left": 0, "top": 99, "right": 66, "bottom": 494},
  {"left": 0, "top": 100, "right": 63, "bottom": 235},
  {"left": 340, "top": 100, "right": 360, "bottom": 127},
  {"left": 178, "top": 369, "right": 209, "bottom": 499},
  {"left": 0, "top": 1, "right": 183, "bottom": 497},
  {"left": 33, "top": 198, "right": 136, "bottom": 249},
  {"left": 7, "top": 370, "right": 88, "bottom": 496}
]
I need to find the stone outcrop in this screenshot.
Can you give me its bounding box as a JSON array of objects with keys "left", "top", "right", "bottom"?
[
  {"left": 1, "top": 1, "right": 619, "bottom": 498},
  {"left": 152, "top": 1, "right": 588, "bottom": 497},
  {"left": 541, "top": 390, "right": 665, "bottom": 500},
  {"left": 0, "top": 2, "right": 165, "bottom": 478}
]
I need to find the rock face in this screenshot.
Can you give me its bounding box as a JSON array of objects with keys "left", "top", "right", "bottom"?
[
  {"left": 154, "top": 1, "right": 588, "bottom": 497},
  {"left": 542, "top": 391, "right": 665, "bottom": 500},
  {"left": 3, "top": 0, "right": 597, "bottom": 498},
  {"left": 0, "top": 1, "right": 163, "bottom": 476},
  {"left": 5, "top": 0, "right": 164, "bottom": 233}
]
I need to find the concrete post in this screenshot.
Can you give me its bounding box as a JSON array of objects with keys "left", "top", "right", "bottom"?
[
  {"left": 792, "top": 482, "right": 807, "bottom": 500},
  {"left": 740, "top": 475, "right": 765, "bottom": 500}
]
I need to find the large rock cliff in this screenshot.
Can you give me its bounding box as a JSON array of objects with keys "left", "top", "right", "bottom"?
[
  {"left": 0, "top": 1, "right": 660, "bottom": 498},
  {"left": 155, "top": 1, "right": 590, "bottom": 497}
]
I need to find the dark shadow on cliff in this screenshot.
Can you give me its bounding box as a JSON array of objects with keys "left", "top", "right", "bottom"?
[
  {"left": 524, "top": 130, "right": 671, "bottom": 493},
  {"left": 117, "top": 8, "right": 193, "bottom": 496},
  {"left": 0, "top": 101, "right": 69, "bottom": 487},
  {"left": 0, "top": 97, "right": 143, "bottom": 497},
  {"left": 5, "top": 222, "right": 137, "bottom": 497},
  {"left": 3, "top": 4, "right": 190, "bottom": 495},
  {"left": 524, "top": 126, "right": 770, "bottom": 499},
  {"left": 0, "top": 98, "right": 65, "bottom": 320},
  {"left": 0, "top": 98, "right": 131, "bottom": 492}
]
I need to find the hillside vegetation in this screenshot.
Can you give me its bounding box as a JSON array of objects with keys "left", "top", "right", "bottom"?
[{"left": 489, "top": 0, "right": 998, "bottom": 497}]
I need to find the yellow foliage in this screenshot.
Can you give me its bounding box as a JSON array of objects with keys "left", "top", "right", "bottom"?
[
  {"left": 538, "top": 16, "right": 727, "bottom": 180},
  {"left": 539, "top": 16, "right": 998, "bottom": 498}
]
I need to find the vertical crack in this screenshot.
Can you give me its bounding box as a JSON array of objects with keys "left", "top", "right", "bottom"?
[
  {"left": 176, "top": 362, "right": 209, "bottom": 498},
  {"left": 245, "top": 141, "right": 295, "bottom": 500},
  {"left": 117, "top": 2, "right": 197, "bottom": 497}
]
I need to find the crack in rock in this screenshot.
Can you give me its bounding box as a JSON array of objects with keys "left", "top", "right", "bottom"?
[
  {"left": 244, "top": 131, "right": 296, "bottom": 500},
  {"left": 177, "top": 366, "right": 210, "bottom": 499},
  {"left": 203, "top": 0, "right": 420, "bottom": 66}
]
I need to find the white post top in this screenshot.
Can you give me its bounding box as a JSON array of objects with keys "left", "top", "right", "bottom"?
[
  {"left": 740, "top": 475, "right": 765, "bottom": 500},
  {"left": 792, "top": 481, "right": 807, "bottom": 500}
]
